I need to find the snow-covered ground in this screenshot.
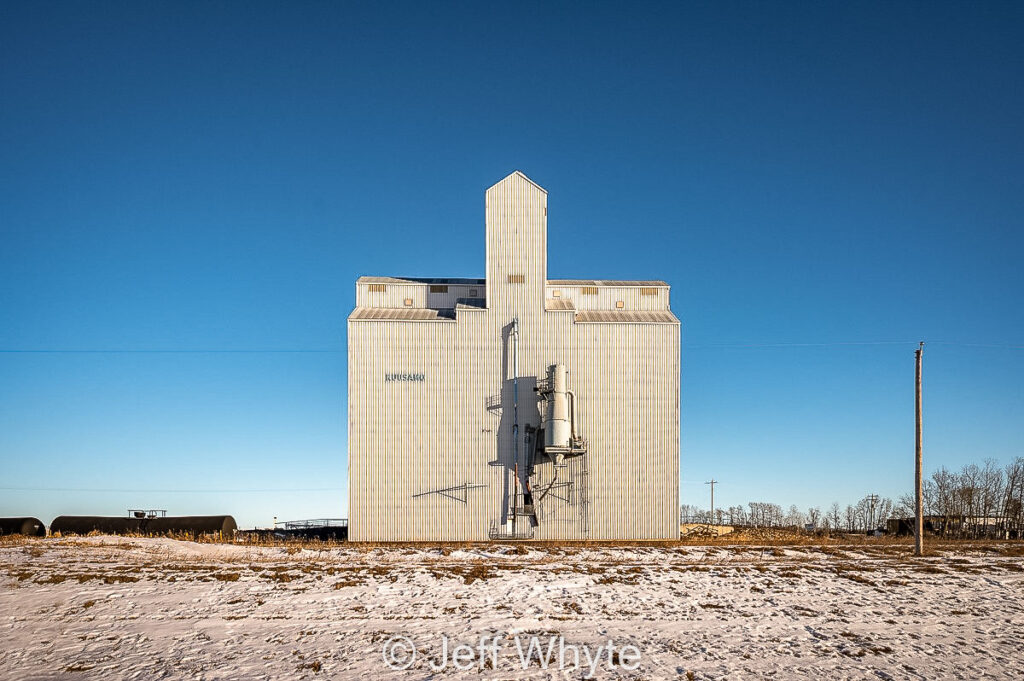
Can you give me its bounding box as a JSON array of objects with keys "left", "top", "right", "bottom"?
[{"left": 2, "top": 537, "right": 1023, "bottom": 680}]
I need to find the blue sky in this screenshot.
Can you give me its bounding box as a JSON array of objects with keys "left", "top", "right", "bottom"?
[{"left": 2, "top": 1, "right": 1022, "bottom": 529}]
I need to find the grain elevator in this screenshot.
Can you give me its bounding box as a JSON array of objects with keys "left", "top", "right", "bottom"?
[{"left": 347, "top": 171, "right": 679, "bottom": 540}]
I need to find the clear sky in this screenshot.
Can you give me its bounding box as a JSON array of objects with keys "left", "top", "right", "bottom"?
[{"left": 2, "top": 1, "right": 1022, "bottom": 529}]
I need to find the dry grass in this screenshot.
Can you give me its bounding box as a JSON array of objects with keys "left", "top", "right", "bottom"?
[
  {"left": 63, "top": 663, "right": 94, "bottom": 672},
  {"left": 0, "top": 536, "right": 35, "bottom": 548},
  {"left": 13, "top": 529, "right": 1024, "bottom": 555},
  {"left": 836, "top": 571, "right": 877, "bottom": 587},
  {"left": 35, "top": 574, "right": 68, "bottom": 584},
  {"left": 212, "top": 572, "right": 241, "bottom": 581},
  {"left": 5, "top": 534, "right": 1023, "bottom": 595},
  {"left": 912, "top": 564, "right": 946, "bottom": 574}
]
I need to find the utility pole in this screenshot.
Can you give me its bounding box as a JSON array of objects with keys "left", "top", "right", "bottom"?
[
  {"left": 915, "top": 342, "right": 924, "bottom": 556},
  {"left": 705, "top": 479, "right": 717, "bottom": 526},
  {"left": 866, "top": 494, "right": 880, "bottom": 532}
]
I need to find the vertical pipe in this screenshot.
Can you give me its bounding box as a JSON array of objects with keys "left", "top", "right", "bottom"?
[
  {"left": 915, "top": 342, "right": 924, "bottom": 556},
  {"left": 512, "top": 318, "right": 520, "bottom": 535},
  {"left": 567, "top": 390, "right": 577, "bottom": 440}
]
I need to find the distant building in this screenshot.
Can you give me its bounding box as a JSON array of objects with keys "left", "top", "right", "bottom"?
[
  {"left": 347, "top": 171, "right": 680, "bottom": 541},
  {"left": 887, "top": 515, "right": 1019, "bottom": 538}
]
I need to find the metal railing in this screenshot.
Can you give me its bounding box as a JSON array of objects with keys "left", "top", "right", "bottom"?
[{"left": 281, "top": 518, "right": 348, "bottom": 530}]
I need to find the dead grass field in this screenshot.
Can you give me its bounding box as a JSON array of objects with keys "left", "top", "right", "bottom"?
[{"left": 2, "top": 535, "right": 1022, "bottom": 679}]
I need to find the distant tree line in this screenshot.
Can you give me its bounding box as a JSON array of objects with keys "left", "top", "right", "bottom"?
[
  {"left": 680, "top": 457, "right": 1024, "bottom": 536},
  {"left": 895, "top": 458, "right": 1024, "bottom": 537},
  {"left": 679, "top": 498, "right": 892, "bottom": 533}
]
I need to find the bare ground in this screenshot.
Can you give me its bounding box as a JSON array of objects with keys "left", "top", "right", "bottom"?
[{"left": 1, "top": 536, "right": 1023, "bottom": 680}]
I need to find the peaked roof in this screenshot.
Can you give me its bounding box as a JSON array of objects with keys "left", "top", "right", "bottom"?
[{"left": 487, "top": 170, "right": 547, "bottom": 194}]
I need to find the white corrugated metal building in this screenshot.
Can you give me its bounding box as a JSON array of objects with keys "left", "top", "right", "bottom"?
[{"left": 348, "top": 171, "right": 680, "bottom": 541}]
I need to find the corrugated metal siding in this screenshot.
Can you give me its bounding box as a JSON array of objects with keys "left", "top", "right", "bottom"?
[
  {"left": 545, "top": 298, "right": 575, "bottom": 311},
  {"left": 427, "top": 285, "right": 483, "bottom": 309},
  {"left": 355, "top": 282, "right": 430, "bottom": 308},
  {"left": 575, "top": 310, "right": 679, "bottom": 324},
  {"left": 552, "top": 285, "right": 670, "bottom": 311},
  {"left": 350, "top": 307, "right": 455, "bottom": 321},
  {"left": 455, "top": 298, "right": 486, "bottom": 310},
  {"left": 384, "top": 283, "right": 426, "bottom": 309},
  {"left": 348, "top": 171, "right": 679, "bottom": 541},
  {"left": 357, "top": 283, "right": 485, "bottom": 309}
]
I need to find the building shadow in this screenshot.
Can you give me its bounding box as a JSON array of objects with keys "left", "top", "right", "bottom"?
[{"left": 495, "top": 320, "right": 539, "bottom": 528}]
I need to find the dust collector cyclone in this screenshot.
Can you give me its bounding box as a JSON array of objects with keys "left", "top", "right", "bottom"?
[
  {"left": 543, "top": 365, "right": 572, "bottom": 450},
  {"left": 538, "top": 364, "right": 587, "bottom": 465}
]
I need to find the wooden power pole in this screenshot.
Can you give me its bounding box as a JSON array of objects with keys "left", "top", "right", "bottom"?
[
  {"left": 705, "top": 479, "right": 717, "bottom": 525},
  {"left": 915, "top": 342, "right": 924, "bottom": 556}
]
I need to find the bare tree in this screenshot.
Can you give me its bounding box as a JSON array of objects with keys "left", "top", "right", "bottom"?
[
  {"left": 980, "top": 458, "right": 1005, "bottom": 525},
  {"left": 844, "top": 504, "right": 857, "bottom": 532},
  {"left": 828, "top": 502, "right": 842, "bottom": 532},
  {"left": 931, "top": 467, "right": 954, "bottom": 520},
  {"left": 730, "top": 505, "right": 747, "bottom": 525},
  {"left": 876, "top": 498, "right": 893, "bottom": 530},
  {"left": 1004, "top": 458, "right": 1024, "bottom": 534},
  {"left": 680, "top": 504, "right": 709, "bottom": 524},
  {"left": 722, "top": 458, "right": 1024, "bottom": 540},
  {"left": 895, "top": 493, "right": 915, "bottom": 517},
  {"left": 807, "top": 507, "right": 821, "bottom": 529}
]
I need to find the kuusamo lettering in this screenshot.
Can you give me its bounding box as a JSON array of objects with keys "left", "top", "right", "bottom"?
[{"left": 385, "top": 373, "right": 425, "bottom": 382}]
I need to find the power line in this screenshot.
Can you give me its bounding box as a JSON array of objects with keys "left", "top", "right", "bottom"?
[
  {"left": 683, "top": 340, "right": 1024, "bottom": 349},
  {"left": 0, "top": 486, "right": 344, "bottom": 493},
  {"left": 685, "top": 340, "right": 917, "bottom": 348},
  {"left": 0, "top": 341, "right": 1021, "bottom": 353},
  {"left": 930, "top": 341, "right": 1024, "bottom": 349},
  {"left": 0, "top": 349, "right": 342, "bottom": 354}
]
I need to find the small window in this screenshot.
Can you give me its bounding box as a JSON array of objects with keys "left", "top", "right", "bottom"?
[
  {"left": 368, "top": 283, "right": 386, "bottom": 293},
  {"left": 403, "top": 298, "right": 413, "bottom": 307},
  {"left": 429, "top": 285, "right": 448, "bottom": 293},
  {"left": 552, "top": 289, "right": 561, "bottom": 298},
  {"left": 469, "top": 288, "right": 478, "bottom": 297},
  {"left": 507, "top": 274, "right": 525, "bottom": 284},
  {"left": 581, "top": 286, "right": 598, "bottom": 295},
  {"left": 640, "top": 287, "right": 658, "bottom": 296},
  {"left": 615, "top": 300, "right": 625, "bottom": 309}
]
